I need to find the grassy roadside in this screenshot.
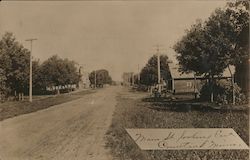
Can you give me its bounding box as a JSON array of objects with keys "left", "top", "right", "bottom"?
[
  {"left": 105, "top": 89, "right": 249, "bottom": 160},
  {"left": 0, "top": 89, "right": 95, "bottom": 121}
]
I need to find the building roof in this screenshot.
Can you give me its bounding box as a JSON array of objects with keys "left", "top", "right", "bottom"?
[
  {"left": 168, "top": 63, "right": 235, "bottom": 80},
  {"left": 168, "top": 63, "right": 202, "bottom": 79}
]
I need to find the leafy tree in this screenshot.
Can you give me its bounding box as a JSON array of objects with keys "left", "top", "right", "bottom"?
[
  {"left": 0, "top": 32, "right": 82, "bottom": 97},
  {"left": 175, "top": 2, "right": 248, "bottom": 75},
  {"left": 32, "top": 59, "right": 46, "bottom": 94},
  {"left": 38, "top": 55, "right": 80, "bottom": 93},
  {"left": 0, "top": 68, "right": 8, "bottom": 100},
  {"left": 227, "top": 1, "right": 249, "bottom": 95},
  {"left": 133, "top": 74, "right": 140, "bottom": 85},
  {"left": 0, "top": 32, "right": 30, "bottom": 98},
  {"left": 140, "top": 55, "right": 171, "bottom": 86},
  {"left": 174, "top": 2, "right": 249, "bottom": 102},
  {"left": 89, "top": 69, "right": 112, "bottom": 87}
]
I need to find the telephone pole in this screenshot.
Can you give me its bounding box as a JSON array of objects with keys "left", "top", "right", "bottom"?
[
  {"left": 156, "top": 45, "right": 161, "bottom": 84},
  {"left": 138, "top": 64, "right": 140, "bottom": 83},
  {"left": 153, "top": 44, "right": 163, "bottom": 94},
  {"left": 26, "top": 38, "right": 37, "bottom": 102},
  {"left": 94, "top": 70, "right": 97, "bottom": 89}
]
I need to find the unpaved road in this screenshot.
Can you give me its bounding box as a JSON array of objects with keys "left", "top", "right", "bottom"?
[{"left": 0, "top": 86, "right": 121, "bottom": 160}]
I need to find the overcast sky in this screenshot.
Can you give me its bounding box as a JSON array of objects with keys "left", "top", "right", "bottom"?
[{"left": 0, "top": 1, "right": 227, "bottom": 81}]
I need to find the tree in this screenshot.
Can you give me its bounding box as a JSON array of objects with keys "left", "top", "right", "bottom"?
[
  {"left": 89, "top": 69, "right": 112, "bottom": 87},
  {"left": 140, "top": 55, "right": 171, "bottom": 86},
  {"left": 0, "top": 32, "right": 30, "bottom": 99},
  {"left": 227, "top": 1, "right": 249, "bottom": 95},
  {"left": 133, "top": 74, "right": 140, "bottom": 85},
  {"left": 38, "top": 55, "right": 80, "bottom": 93},
  {"left": 174, "top": 1, "right": 249, "bottom": 102},
  {"left": 0, "top": 68, "right": 8, "bottom": 100}
]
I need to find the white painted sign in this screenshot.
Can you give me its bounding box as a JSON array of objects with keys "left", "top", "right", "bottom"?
[{"left": 126, "top": 128, "right": 249, "bottom": 150}]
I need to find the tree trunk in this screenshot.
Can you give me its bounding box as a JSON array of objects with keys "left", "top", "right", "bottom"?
[
  {"left": 18, "top": 93, "right": 21, "bottom": 101},
  {"left": 14, "top": 90, "right": 17, "bottom": 101},
  {"left": 211, "top": 92, "right": 214, "bottom": 103},
  {"left": 194, "top": 74, "right": 197, "bottom": 99},
  {"left": 228, "top": 66, "right": 235, "bottom": 105},
  {"left": 21, "top": 93, "right": 24, "bottom": 101},
  {"left": 210, "top": 75, "right": 214, "bottom": 103}
]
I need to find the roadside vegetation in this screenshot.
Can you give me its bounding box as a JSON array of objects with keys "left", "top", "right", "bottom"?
[
  {"left": 0, "top": 32, "right": 81, "bottom": 101},
  {"left": 0, "top": 89, "right": 94, "bottom": 121},
  {"left": 129, "top": 1, "right": 249, "bottom": 106},
  {"left": 105, "top": 89, "right": 249, "bottom": 160},
  {"left": 139, "top": 55, "right": 171, "bottom": 87},
  {"left": 89, "top": 69, "right": 113, "bottom": 88},
  {"left": 173, "top": 1, "right": 249, "bottom": 103}
]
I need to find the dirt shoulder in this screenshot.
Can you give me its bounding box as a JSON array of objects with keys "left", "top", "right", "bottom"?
[{"left": 0, "top": 89, "right": 94, "bottom": 121}]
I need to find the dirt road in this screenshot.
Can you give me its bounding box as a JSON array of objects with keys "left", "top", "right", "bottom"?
[{"left": 0, "top": 86, "right": 121, "bottom": 160}]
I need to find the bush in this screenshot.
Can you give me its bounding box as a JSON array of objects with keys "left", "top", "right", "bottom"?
[
  {"left": 131, "top": 84, "right": 149, "bottom": 92},
  {"left": 200, "top": 79, "right": 247, "bottom": 105}
]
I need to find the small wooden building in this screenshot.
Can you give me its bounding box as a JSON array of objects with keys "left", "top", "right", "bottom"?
[{"left": 167, "top": 63, "right": 234, "bottom": 94}]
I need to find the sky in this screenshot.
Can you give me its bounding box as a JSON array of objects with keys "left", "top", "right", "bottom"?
[{"left": 0, "top": 1, "right": 227, "bottom": 81}]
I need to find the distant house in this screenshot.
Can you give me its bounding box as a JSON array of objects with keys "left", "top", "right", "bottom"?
[
  {"left": 122, "top": 72, "right": 134, "bottom": 86},
  {"left": 167, "top": 63, "right": 235, "bottom": 94}
]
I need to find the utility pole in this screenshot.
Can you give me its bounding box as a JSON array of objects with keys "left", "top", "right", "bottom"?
[
  {"left": 131, "top": 73, "right": 134, "bottom": 86},
  {"left": 153, "top": 44, "right": 163, "bottom": 84},
  {"left": 138, "top": 64, "right": 140, "bottom": 83},
  {"left": 156, "top": 45, "right": 161, "bottom": 84},
  {"left": 232, "top": 74, "right": 235, "bottom": 105},
  {"left": 94, "top": 70, "right": 97, "bottom": 89},
  {"left": 194, "top": 74, "right": 197, "bottom": 99},
  {"left": 154, "top": 44, "right": 162, "bottom": 94},
  {"left": 26, "top": 38, "right": 37, "bottom": 102},
  {"left": 228, "top": 66, "right": 235, "bottom": 105},
  {"left": 78, "top": 66, "right": 82, "bottom": 89}
]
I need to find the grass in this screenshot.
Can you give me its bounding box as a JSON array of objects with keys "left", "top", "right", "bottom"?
[
  {"left": 105, "top": 89, "right": 249, "bottom": 160},
  {"left": 0, "top": 89, "right": 95, "bottom": 121}
]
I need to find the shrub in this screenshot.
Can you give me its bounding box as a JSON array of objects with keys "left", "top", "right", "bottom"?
[{"left": 200, "top": 79, "right": 247, "bottom": 104}]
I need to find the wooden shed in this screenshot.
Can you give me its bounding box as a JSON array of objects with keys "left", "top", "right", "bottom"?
[{"left": 167, "top": 63, "right": 234, "bottom": 94}]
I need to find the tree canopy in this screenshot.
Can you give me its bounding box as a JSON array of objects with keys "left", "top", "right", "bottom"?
[
  {"left": 174, "top": 1, "right": 249, "bottom": 77},
  {"left": 0, "top": 32, "right": 30, "bottom": 95},
  {"left": 89, "top": 69, "right": 112, "bottom": 87},
  {"left": 37, "top": 55, "right": 80, "bottom": 89},
  {"left": 0, "top": 32, "right": 83, "bottom": 98},
  {"left": 174, "top": 1, "right": 249, "bottom": 102},
  {"left": 140, "top": 55, "right": 171, "bottom": 86}
]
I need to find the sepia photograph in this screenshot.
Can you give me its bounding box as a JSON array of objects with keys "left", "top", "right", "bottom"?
[{"left": 0, "top": 0, "right": 249, "bottom": 160}]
